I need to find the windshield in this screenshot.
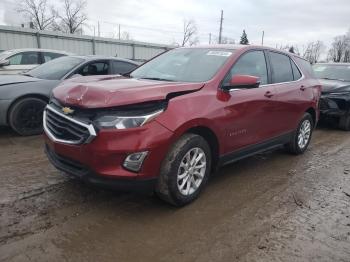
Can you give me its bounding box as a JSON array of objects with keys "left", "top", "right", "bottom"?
[
  {"left": 0, "top": 50, "right": 15, "bottom": 61},
  {"left": 313, "top": 64, "right": 350, "bottom": 81},
  {"left": 130, "top": 48, "right": 235, "bottom": 82},
  {"left": 28, "top": 56, "right": 84, "bottom": 80}
]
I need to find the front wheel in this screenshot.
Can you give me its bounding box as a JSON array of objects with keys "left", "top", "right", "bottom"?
[
  {"left": 285, "top": 113, "right": 313, "bottom": 155},
  {"left": 155, "top": 134, "right": 211, "bottom": 206}
]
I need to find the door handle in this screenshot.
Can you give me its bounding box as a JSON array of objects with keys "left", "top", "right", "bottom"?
[
  {"left": 264, "top": 91, "right": 274, "bottom": 98},
  {"left": 300, "top": 85, "right": 306, "bottom": 91}
]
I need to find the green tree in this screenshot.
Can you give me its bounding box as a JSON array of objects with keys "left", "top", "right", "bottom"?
[
  {"left": 239, "top": 30, "right": 249, "bottom": 45},
  {"left": 289, "top": 46, "right": 295, "bottom": 53}
]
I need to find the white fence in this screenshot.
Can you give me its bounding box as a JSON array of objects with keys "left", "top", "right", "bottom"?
[{"left": 0, "top": 25, "right": 172, "bottom": 61}]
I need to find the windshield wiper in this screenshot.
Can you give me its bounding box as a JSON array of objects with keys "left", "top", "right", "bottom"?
[{"left": 140, "top": 77, "right": 175, "bottom": 82}]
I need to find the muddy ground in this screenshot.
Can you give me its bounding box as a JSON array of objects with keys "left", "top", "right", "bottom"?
[{"left": 0, "top": 126, "right": 349, "bottom": 262}]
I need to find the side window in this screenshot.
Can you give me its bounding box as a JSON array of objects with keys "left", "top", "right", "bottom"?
[
  {"left": 8, "top": 52, "right": 40, "bottom": 65},
  {"left": 42, "top": 52, "right": 65, "bottom": 63},
  {"left": 78, "top": 61, "right": 109, "bottom": 76},
  {"left": 269, "top": 52, "right": 294, "bottom": 83},
  {"left": 112, "top": 61, "right": 137, "bottom": 74},
  {"left": 224, "top": 51, "right": 268, "bottom": 85},
  {"left": 291, "top": 59, "right": 302, "bottom": 80}
]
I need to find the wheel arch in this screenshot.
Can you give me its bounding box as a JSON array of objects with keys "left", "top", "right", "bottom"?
[
  {"left": 305, "top": 107, "right": 317, "bottom": 127},
  {"left": 185, "top": 125, "right": 220, "bottom": 173}
]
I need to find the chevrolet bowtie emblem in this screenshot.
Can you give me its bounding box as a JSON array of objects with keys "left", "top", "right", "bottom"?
[{"left": 62, "top": 107, "right": 74, "bottom": 115}]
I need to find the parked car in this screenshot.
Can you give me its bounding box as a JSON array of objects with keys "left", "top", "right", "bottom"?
[
  {"left": 313, "top": 63, "right": 350, "bottom": 130},
  {"left": 43, "top": 45, "right": 321, "bottom": 206},
  {"left": 0, "top": 48, "right": 72, "bottom": 74},
  {"left": 0, "top": 55, "right": 139, "bottom": 135}
]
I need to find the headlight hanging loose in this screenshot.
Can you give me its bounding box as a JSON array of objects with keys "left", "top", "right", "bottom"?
[{"left": 96, "top": 110, "right": 164, "bottom": 129}]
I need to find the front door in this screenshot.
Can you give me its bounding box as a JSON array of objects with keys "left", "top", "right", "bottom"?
[{"left": 221, "top": 50, "right": 280, "bottom": 153}]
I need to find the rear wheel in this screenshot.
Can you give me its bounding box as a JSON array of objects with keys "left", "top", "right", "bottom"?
[
  {"left": 155, "top": 134, "right": 211, "bottom": 206},
  {"left": 338, "top": 114, "right": 350, "bottom": 131},
  {"left": 8, "top": 97, "right": 47, "bottom": 136},
  {"left": 285, "top": 113, "right": 313, "bottom": 155}
]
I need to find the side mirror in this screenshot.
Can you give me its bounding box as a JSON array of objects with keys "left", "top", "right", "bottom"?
[
  {"left": 222, "top": 74, "right": 260, "bottom": 91},
  {"left": 0, "top": 60, "right": 10, "bottom": 67}
]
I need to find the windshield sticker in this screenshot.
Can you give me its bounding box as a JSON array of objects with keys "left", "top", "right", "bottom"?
[
  {"left": 206, "top": 51, "right": 232, "bottom": 57},
  {"left": 314, "top": 66, "right": 326, "bottom": 72}
]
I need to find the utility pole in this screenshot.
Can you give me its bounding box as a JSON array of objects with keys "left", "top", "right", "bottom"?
[
  {"left": 218, "top": 10, "right": 223, "bottom": 44},
  {"left": 118, "top": 24, "right": 121, "bottom": 40},
  {"left": 98, "top": 21, "right": 101, "bottom": 37},
  {"left": 261, "top": 30, "right": 264, "bottom": 46},
  {"left": 209, "top": 33, "right": 212, "bottom": 44}
]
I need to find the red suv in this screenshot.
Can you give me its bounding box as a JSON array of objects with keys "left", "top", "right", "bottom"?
[{"left": 44, "top": 45, "right": 321, "bottom": 206}]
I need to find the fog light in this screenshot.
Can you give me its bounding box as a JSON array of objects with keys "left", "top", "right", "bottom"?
[{"left": 123, "top": 151, "right": 148, "bottom": 172}]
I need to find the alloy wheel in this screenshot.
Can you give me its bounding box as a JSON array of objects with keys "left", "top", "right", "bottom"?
[
  {"left": 298, "top": 119, "right": 311, "bottom": 149},
  {"left": 177, "top": 147, "right": 207, "bottom": 196}
]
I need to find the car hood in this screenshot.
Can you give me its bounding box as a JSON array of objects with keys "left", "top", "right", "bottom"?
[
  {"left": 53, "top": 75, "right": 205, "bottom": 108},
  {"left": 319, "top": 79, "right": 350, "bottom": 94},
  {"left": 0, "top": 74, "right": 41, "bottom": 86}
]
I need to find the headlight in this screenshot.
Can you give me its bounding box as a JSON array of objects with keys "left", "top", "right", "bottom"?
[{"left": 95, "top": 110, "right": 164, "bottom": 129}]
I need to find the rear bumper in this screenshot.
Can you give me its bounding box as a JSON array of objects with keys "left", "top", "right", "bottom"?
[{"left": 45, "top": 144, "right": 157, "bottom": 192}]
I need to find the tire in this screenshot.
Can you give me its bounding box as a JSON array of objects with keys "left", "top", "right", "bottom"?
[
  {"left": 155, "top": 133, "right": 212, "bottom": 206},
  {"left": 285, "top": 113, "right": 313, "bottom": 155},
  {"left": 338, "top": 114, "right": 350, "bottom": 131},
  {"left": 8, "top": 97, "right": 47, "bottom": 136}
]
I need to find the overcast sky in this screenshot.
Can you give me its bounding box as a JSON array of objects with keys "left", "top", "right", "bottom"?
[{"left": 1, "top": 0, "right": 349, "bottom": 50}]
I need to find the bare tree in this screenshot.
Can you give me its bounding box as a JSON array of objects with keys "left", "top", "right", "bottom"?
[
  {"left": 17, "top": 0, "right": 56, "bottom": 30},
  {"left": 57, "top": 0, "right": 87, "bottom": 34},
  {"left": 302, "top": 41, "right": 324, "bottom": 64},
  {"left": 181, "top": 19, "right": 198, "bottom": 46},
  {"left": 328, "top": 35, "right": 349, "bottom": 62},
  {"left": 121, "top": 31, "right": 132, "bottom": 41}
]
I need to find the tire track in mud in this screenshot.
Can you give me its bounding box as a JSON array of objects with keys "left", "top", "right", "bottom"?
[{"left": 1, "top": 127, "right": 350, "bottom": 261}]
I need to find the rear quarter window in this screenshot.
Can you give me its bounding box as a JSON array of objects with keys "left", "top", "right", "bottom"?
[
  {"left": 291, "top": 59, "right": 302, "bottom": 80},
  {"left": 112, "top": 61, "right": 137, "bottom": 74},
  {"left": 42, "top": 52, "right": 65, "bottom": 63},
  {"left": 294, "top": 57, "right": 315, "bottom": 77}
]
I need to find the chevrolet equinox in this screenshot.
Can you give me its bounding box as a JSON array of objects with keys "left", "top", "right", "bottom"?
[{"left": 43, "top": 45, "right": 321, "bottom": 206}]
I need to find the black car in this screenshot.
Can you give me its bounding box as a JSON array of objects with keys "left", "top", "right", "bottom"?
[
  {"left": 0, "top": 56, "right": 138, "bottom": 136},
  {"left": 313, "top": 63, "right": 350, "bottom": 130}
]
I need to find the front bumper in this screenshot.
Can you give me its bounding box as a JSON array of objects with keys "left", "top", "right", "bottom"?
[
  {"left": 45, "top": 144, "right": 157, "bottom": 192},
  {"left": 44, "top": 119, "right": 174, "bottom": 189},
  {"left": 320, "top": 94, "right": 350, "bottom": 117}
]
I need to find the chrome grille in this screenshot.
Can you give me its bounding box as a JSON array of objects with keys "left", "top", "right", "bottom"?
[{"left": 43, "top": 105, "right": 96, "bottom": 145}]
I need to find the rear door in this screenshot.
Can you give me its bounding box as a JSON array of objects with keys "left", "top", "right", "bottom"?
[
  {"left": 222, "top": 50, "right": 281, "bottom": 152},
  {"left": 267, "top": 51, "right": 304, "bottom": 134}
]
